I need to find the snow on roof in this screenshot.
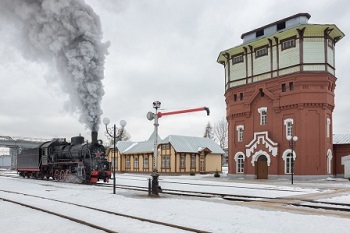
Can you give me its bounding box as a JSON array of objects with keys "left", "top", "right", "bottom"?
[
  {"left": 333, "top": 134, "right": 350, "bottom": 144},
  {"left": 163, "top": 135, "right": 224, "bottom": 154},
  {"left": 115, "top": 135, "right": 225, "bottom": 155}
]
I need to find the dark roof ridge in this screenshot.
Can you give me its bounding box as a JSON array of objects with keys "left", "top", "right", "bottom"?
[{"left": 241, "top": 13, "right": 311, "bottom": 39}]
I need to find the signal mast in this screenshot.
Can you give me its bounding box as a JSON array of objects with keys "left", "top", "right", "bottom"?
[{"left": 147, "top": 101, "right": 210, "bottom": 196}]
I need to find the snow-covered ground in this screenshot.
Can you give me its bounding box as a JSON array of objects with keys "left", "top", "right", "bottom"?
[{"left": 1, "top": 169, "right": 350, "bottom": 233}]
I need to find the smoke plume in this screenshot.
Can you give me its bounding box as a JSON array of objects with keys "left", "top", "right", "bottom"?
[{"left": 0, "top": 0, "right": 109, "bottom": 132}]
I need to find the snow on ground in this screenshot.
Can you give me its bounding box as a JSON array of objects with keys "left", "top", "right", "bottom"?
[{"left": 1, "top": 169, "right": 350, "bottom": 233}]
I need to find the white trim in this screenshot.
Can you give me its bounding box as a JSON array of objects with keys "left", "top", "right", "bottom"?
[
  {"left": 234, "top": 152, "right": 245, "bottom": 173},
  {"left": 251, "top": 150, "right": 271, "bottom": 167},
  {"left": 258, "top": 107, "right": 267, "bottom": 125},
  {"left": 282, "top": 149, "right": 296, "bottom": 174},
  {"left": 236, "top": 125, "right": 244, "bottom": 142},
  {"left": 327, "top": 149, "right": 333, "bottom": 174},
  {"left": 326, "top": 118, "right": 331, "bottom": 138},
  {"left": 246, "top": 131, "right": 278, "bottom": 158},
  {"left": 258, "top": 107, "right": 267, "bottom": 114},
  {"left": 284, "top": 118, "right": 293, "bottom": 126},
  {"left": 284, "top": 118, "right": 294, "bottom": 138},
  {"left": 234, "top": 152, "right": 246, "bottom": 161}
]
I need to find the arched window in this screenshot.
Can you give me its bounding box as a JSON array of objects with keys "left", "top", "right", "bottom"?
[
  {"left": 237, "top": 155, "right": 244, "bottom": 173},
  {"left": 236, "top": 125, "right": 244, "bottom": 142},
  {"left": 234, "top": 152, "right": 245, "bottom": 173},
  {"left": 327, "top": 149, "right": 333, "bottom": 174},
  {"left": 284, "top": 118, "right": 294, "bottom": 138},
  {"left": 258, "top": 107, "right": 267, "bottom": 125},
  {"left": 326, "top": 118, "right": 331, "bottom": 138},
  {"left": 285, "top": 153, "right": 293, "bottom": 174}
]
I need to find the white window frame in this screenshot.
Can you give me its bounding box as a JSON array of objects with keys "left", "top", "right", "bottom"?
[
  {"left": 236, "top": 125, "right": 244, "bottom": 142},
  {"left": 234, "top": 152, "right": 245, "bottom": 173},
  {"left": 326, "top": 118, "right": 331, "bottom": 138},
  {"left": 258, "top": 107, "right": 267, "bottom": 125},
  {"left": 285, "top": 153, "right": 293, "bottom": 174},
  {"left": 327, "top": 149, "right": 333, "bottom": 174},
  {"left": 180, "top": 155, "right": 186, "bottom": 168},
  {"left": 282, "top": 149, "right": 296, "bottom": 174},
  {"left": 284, "top": 118, "right": 294, "bottom": 138}
]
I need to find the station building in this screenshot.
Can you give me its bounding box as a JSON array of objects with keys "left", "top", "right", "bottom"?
[
  {"left": 217, "top": 13, "right": 346, "bottom": 180},
  {"left": 106, "top": 133, "right": 224, "bottom": 174}
]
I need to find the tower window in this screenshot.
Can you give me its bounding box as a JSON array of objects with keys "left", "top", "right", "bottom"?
[
  {"left": 240, "top": 93, "right": 244, "bottom": 100},
  {"left": 234, "top": 94, "right": 237, "bottom": 102},
  {"left": 258, "top": 107, "right": 268, "bottom": 125},
  {"left": 256, "top": 29, "right": 264, "bottom": 37},
  {"left": 237, "top": 154, "right": 244, "bottom": 173},
  {"left": 289, "top": 82, "right": 294, "bottom": 91},
  {"left": 281, "top": 36, "right": 296, "bottom": 50},
  {"left": 255, "top": 46, "right": 268, "bottom": 58},
  {"left": 260, "top": 88, "right": 265, "bottom": 97},
  {"left": 282, "top": 83, "right": 286, "bottom": 92},
  {"left": 232, "top": 54, "right": 244, "bottom": 64},
  {"left": 326, "top": 118, "right": 331, "bottom": 138},
  {"left": 236, "top": 125, "right": 244, "bottom": 142},
  {"left": 284, "top": 118, "right": 294, "bottom": 138},
  {"left": 277, "top": 21, "right": 286, "bottom": 31},
  {"left": 285, "top": 153, "right": 293, "bottom": 174}
]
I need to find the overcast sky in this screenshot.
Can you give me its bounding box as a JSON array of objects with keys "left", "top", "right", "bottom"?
[{"left": 0, "top": 0, "right": 349, "bottom": 143}]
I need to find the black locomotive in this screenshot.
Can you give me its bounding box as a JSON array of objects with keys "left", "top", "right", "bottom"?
[{"left": 17, "top": 132, "right": 111, "bottom": 183}]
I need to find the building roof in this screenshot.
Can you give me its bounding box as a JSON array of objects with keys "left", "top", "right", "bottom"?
[
  {"left": 115, "top": 134, "right": 225, "bottom": 155},
  {"left": 217, "top": 13, "right": 345, "bottom": 64},
  {"left": 333, "top": 134, "right": 350, "bottom": 144},
  {"left": 240, "top": 13, "right": 311, "bottom": 40},
  {"left": 162, "top": 135, "right": 225, "bottom": 154}
]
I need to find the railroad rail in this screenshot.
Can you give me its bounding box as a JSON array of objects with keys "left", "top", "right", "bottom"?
[
  {"left": 2, "top": 172, "right": 350, "bottom": 218},
  {"left": 0, "top": 189, "right": 210, "bottom": 233}
]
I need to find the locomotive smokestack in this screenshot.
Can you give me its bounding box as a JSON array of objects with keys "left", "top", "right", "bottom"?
[{"left": 92, "top": 131, "right": 98, "bottom": 144}]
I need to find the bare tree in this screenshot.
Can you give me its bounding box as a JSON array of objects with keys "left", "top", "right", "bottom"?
[
  {"left": 105, "top": 127, "right": 131, "bottom": 146},
  {"left": 203, "top": 121, "right": 214, "bottom": 139},
  {"left": 213, "top": 118, "right": 228, "bottom": 149}
]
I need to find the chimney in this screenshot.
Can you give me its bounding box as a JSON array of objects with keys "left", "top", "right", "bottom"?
[{"left": 91, "top": 131, "right": 98, "bottom": 144}]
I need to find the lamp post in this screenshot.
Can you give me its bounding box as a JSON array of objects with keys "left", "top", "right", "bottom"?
[
  {"left": 146, "top": 101, "right": 161, "bottom": 196},
  {"left": 103, "top": 118, "right": 127, "bottom": 194},
  {"left": 287, "top": 135, "right": 298, "bottom": 185}
]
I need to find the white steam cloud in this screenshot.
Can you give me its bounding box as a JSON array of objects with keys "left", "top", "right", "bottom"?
[{"left": 0, "top": 0, "right": 109, "bottom": 132}]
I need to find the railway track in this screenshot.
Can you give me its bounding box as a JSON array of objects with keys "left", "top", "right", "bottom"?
[
  {"left": 2, "top": 172, "right": 350, "bottom": 218},
  {"left": 0, "top": 189, "right": 210, "bottom": 233},
  {"left": 95, "top": 182, "right": 350, "bottom": 217}
]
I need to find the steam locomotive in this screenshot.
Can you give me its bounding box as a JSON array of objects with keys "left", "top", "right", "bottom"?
[{"left": 17, "top": 132, "right": 111, "bottom": 183}]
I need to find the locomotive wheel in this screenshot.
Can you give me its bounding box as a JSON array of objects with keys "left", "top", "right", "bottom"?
[
  {"left": 60, "top": 170, "right": 65, "bottom": 181},
  {"left": 54, "top": 170, "right": 60, "bottom": 180}
]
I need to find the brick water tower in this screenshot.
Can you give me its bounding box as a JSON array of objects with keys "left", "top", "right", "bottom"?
[{"left": 217, "top": 13, "right": 344, "bottom": 180}]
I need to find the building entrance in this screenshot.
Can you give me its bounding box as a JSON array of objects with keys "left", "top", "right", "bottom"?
[{"left": 257, "top": 155, "right": 268, "bottom": 179}]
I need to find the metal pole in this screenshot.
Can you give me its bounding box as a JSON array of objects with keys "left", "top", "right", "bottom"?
[
  {"left": 291, "top": 141, "right": 294, "bottom": 185},
  {"left": 151, "top": 108, "right": 159, "bottom": 196},
  {"left": 113, "top": 124, "right": 116, "bottom": 194}
]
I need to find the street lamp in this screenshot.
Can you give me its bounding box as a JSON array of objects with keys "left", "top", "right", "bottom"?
[
  {"left": 287, "top": 135, "right": 298, "bottom": 185},
  {"left": 103, "top": 118, "right": 127, "bottom": 194},
  {"left": 146, "top": 101, "right": 161, "bottom": 196}
]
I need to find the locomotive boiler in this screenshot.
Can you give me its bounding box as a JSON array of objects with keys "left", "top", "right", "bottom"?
[{"left": 17, "top": 132, "right": 111, "bottom": 183}]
